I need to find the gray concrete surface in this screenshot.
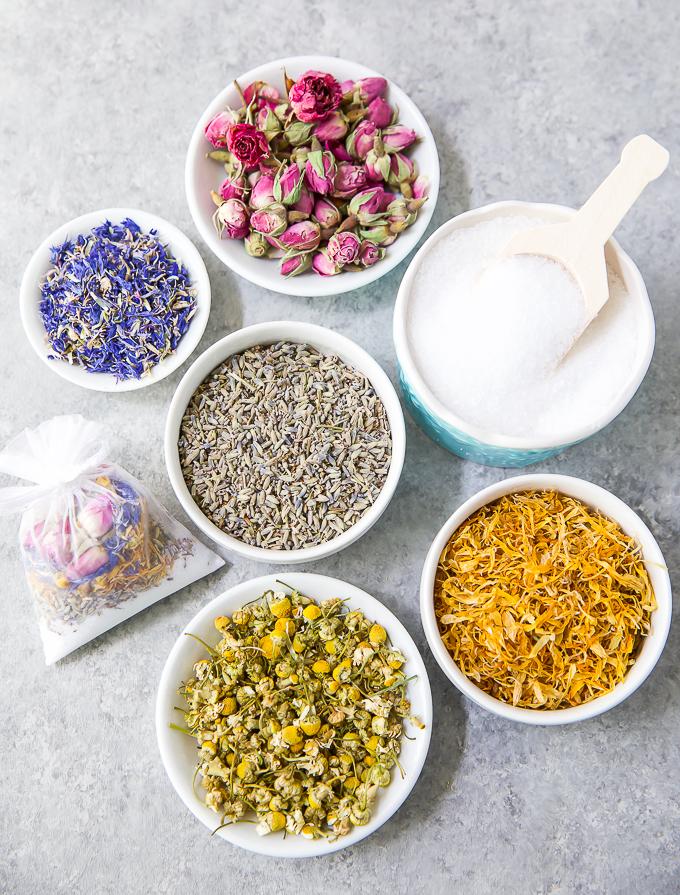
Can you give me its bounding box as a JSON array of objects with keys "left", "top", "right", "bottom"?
[{"left": 1, "top": 2, "right": 678, "bottom": 893}]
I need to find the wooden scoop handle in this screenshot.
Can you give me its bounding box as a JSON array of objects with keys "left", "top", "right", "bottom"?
[{"left": 570, "top": 134, "right": 669, "bottom": 250}]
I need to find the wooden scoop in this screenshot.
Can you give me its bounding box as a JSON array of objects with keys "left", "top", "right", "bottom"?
[{"left": 503, "top": 134, "right": 669, "bottom": 329}]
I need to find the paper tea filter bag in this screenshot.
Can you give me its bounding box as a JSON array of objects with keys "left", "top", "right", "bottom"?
[{"left": 0, "top": 415, "right": 224, "bottom": 663}]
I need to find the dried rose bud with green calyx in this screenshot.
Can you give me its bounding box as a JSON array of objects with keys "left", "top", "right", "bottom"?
[
  {"left": 277, "top": 220, "right": 321, "bottom": 252},
  {"left": 367, "top": 97, "right": 393, "bottom": 128},
  {"left": 250, "top": 203, "right": 288, "bottom": 237},
  {"left": 274, "top": 164, "right": 304, "bottom": 206},
  {"left": 358, "top": 240, "right": 384, "bottom": 267},
  {"left": 381, "top": 124, "right": 418, "bottom": 153},
  {"left": 359, "top": 223, "right": 395, "bottom": 246},
  {"left": 314, "top": 110, "right": 349, "bottom": 142},
  {"left": 216, "top": 198, "right": 250, "bottom": 239},
  {"left": 346, "top": 120, "right": 379, "bottom": 160},
  {"left": 387, "top": 152, "right": 416, "bottom": 189},
  {"left": 305, "top": 149, "right": 337, "bottom": 195},
  {"left": 312, "top": 197, "right": 342, "bottom": 229},
  {"left": 332, "top": 162, "right": 367, "bottom": 199},
  {"left": 245, "top": 231, "right": 269, "bottom": 257},
  {"left": 280, "top": 253, "right": 313, "bottom": 277},
  {"left": 285, "top": 120, "right": 315, "bottom": 147},
  {"left": 312, "top": 249, "right": 341, "bottom": 276},
  {"left": 249, "top": 174, "right": 276, "bottom": 209},
  {"left": 365, "top": 138, "right": 391, "bottom": 182},
  {"left": 327, "top": 231, "right": 361, "bottom": 266}
]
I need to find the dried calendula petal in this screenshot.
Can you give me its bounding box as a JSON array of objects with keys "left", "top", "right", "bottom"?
[
  {"left": 174, "top": 586, "right": 422, "bottom": 841},
  {"left": 434, "top": 490, "right": 656, "bottom": 710}
]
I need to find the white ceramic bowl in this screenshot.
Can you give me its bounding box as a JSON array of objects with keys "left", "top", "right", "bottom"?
[
  {"left": 165, "top": 321, "right": 406, "bottom": 564},
  {"left": 20, "top": 207, "right": 211, "bottom": 392},
  {"left": 156, "top": 572, "right": 432, "bottom": 857},
  {"left": 185, "top": 54, "right": 440, "bottom": 297},
  {"left": 420, "top": 474, "right": 672, "bottom": 725},
  {"left": 394, "top": 201, "right": 656, "bottom": 467}
]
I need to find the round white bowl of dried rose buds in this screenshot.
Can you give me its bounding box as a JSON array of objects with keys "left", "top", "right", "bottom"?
[{"left": 185, "top": 55, "right": 440, "bottom": 296}]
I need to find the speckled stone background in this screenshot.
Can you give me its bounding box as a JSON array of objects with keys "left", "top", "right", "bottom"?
[{"left": 1, "top": 2, "right": 678, "bottom": 893}]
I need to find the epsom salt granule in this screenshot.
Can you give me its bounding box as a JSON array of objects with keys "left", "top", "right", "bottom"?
[{"left": 406, "top": 216, "right": 641, "bottom": 440}]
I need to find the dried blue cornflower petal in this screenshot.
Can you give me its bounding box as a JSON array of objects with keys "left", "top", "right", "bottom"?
[{"left": 39, "top": 218, "right": 197, "bottom": 381}]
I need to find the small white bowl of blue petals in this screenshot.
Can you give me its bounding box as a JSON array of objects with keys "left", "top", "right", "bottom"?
[{"left": 20, "top": 207, "right": 211, "bottom": 392}]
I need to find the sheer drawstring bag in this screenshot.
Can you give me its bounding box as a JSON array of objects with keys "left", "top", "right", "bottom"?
[{"left": 0, "top": 415, "right": 224, "bottom": 663}]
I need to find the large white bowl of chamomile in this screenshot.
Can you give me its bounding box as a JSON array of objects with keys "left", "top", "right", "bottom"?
[{"left": 156, "top": 572, "right": 432, "bottom": 857}]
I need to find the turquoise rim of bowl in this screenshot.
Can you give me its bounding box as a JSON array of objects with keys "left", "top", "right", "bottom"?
[{"left": 398, "top": 365, "right": 576, "bottom": 468}]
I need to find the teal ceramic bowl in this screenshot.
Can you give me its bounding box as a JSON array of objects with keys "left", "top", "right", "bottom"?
[{"left": 393, "top": 201, "right": 655, "bottom": 468}]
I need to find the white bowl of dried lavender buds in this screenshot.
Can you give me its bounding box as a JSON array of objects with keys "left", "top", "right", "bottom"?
[
  {"left": 164, "top": 321, "right": 405, "bottom": 563},
  {"left": 20, "top": 207, "right": 211, "bottom": 392},
  {"left": 185, "top": 55, "right": 440, "bottom": 296}
]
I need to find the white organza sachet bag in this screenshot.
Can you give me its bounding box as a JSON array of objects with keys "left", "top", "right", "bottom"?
[{"left": 0, "top": 415, "right": 224, "bottom": 663}]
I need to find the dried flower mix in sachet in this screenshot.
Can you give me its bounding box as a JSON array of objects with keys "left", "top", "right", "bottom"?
[{"left": 0, "top": 415, "right": 224, "bottom": 663}]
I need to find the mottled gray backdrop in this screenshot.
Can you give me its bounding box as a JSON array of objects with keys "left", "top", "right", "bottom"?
[{"left": 1, "top": 2, "right": 678, "bottom": 893}]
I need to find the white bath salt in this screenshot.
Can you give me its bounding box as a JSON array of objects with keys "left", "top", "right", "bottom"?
[{"left": 406, "top": 216, "right": 642, "bottom": 440}]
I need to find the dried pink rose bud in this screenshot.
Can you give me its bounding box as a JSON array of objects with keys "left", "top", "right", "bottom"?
[
  {"left": 36, "top": 519, "right": 73, "bottom": 567},
  {"left": 204, "top": 111, "right": 238, "bottom": 148},
  {"left": 348, "top": 186, "right": 387, "bottom": 216},
  {"left": 386, "top": 198, "right": 417, "bottom": 233},
  {"left": 226, "top": 122, "right": 270, "bottom": 169},
  {"left": 265, "top": 236, "right": 284, "bottom": 257},
  {"left": 280, "top": 253, "right": 313, "bottom": 277},
  {"left": 358, "top": 223, "right": 395, "bottom": 245},
  {"left": 218, "top": 174, "right": 247, "bottom": 201},
  {"left": 346, "top": 120, "right": 379, "bottom": 160},
  {"left": 77, "top": 495, "right": 114, "bottom": 539},
  {"left": 327, "top": 231, "right": 361, "bottom": 266},
  {"left": 217, "top": 198, "right": 251, "bottom": 239},
  {"left": 340, "top": 79, "right": 355, "bottom": 94},
  {"left": 314, "top": 110, "right": 349, "bottom": 142},
  {"left": 257, "top": 106, "right": 282, "bottom": 139},
  {"left": 325, "top": 140, "right": 353, "bottom": 163},
  {"left": 250, "top": 203, "right": 288, "bottom": 237},
  {"left": 244, "top": 80, "right": 280, "bottom": 108},
  {"left": 249, "top": 173, "right": 276, "bottom": 209},
  {"left": 387, "top": 152, "right": 416, "bottom": 188},
  {"left": 411, "top": 174, "right": 429, "bottom": 200},
  {"left": 285, "top": 120, "right": 315, "bottom": 146},
  {"left": 304, "top": 149, "right": 337, "bottom": 195},
  {"left": 244, "top": 231, "right": 268, "bottom": 257},
  {"left": 358, "top": 240, "right": 384, "bottom": 267},
  {"left": 274, "top": 164, "right": 304, "bottom": 206},
  {"left": 312, "top": 249, "right": 341, "bottom": 276},
  {"left": 367, "top": 97, "right": 393, "bottom": 128},
  {"left": 291, "top": 146, "right": 310, "bottom": 167},
  {"left": 277, "top": 220, "right": 321, "bottom": 252},
  {"left": 382, "top": 124, "right": 418, "bottom": 153},
  {"left": 333, "top": 162, "right": 367, "bottom": 199},
  {"left": 66, "top": 545, "right": 109, "bottom": 581},
  {"left": 355, "top": 77, "right": 388, "bottom": 102},
  {"left": 289, "top": 70, "right": 343, "bottom": 122},
  {"left": 292, "top": 185, "right": 314, "bottom": 218},
  {"left": 365, "top": 146, "right": 392, "bottom": 182},
  {"left": 312, "top": 196, "right": 341, "bottom": 229}
]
